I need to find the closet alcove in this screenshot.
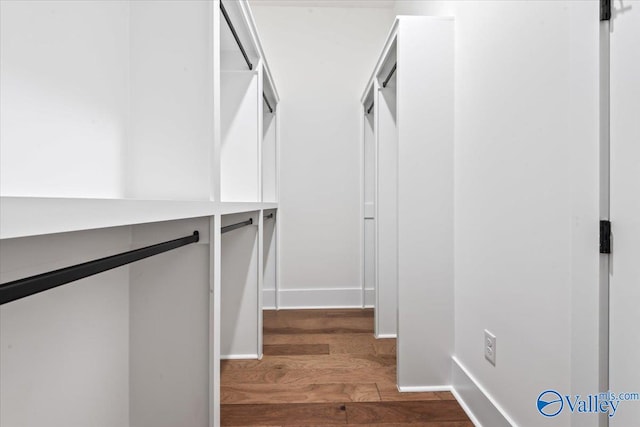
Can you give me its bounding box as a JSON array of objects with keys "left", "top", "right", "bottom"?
[{"left": 0, "top": 1, "right": 279, "bottom": 426}]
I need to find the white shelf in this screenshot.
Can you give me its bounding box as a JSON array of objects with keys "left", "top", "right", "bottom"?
[{"left": 0, "top": 197, "right": 277, "bottom": 240}]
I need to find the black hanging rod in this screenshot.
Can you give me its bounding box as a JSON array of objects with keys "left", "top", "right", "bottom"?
[
  {"left": 264, "top": 213, "right": 274, "bottom": 220},
  {"left": 220, "top": 1, "right": 253, "bottom": 70},
  {"left": 222, "top": 218, "right": 253, "bottom": 234},
  {"left": 382, "top": 63, "right": 397, "bottom": 88},
  {"left": 0, "top": 231, "right": 200, "bottom": 306},
  {"left": 263, "top": 93, "right": 274, "bottom": 113},
  {"left": 366, "top": 102, "right": 374, "bottom": 115},
  {"left": 220, "top": 2, "right": 275, "bottom": 113}
]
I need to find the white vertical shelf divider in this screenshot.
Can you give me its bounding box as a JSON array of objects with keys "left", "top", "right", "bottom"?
[
  {"left": 362, "top": 85, "right": 377, "bottom": 310},
  {"left": 361, "top": 16, "right": 454, "bottom": 390},
  {"left": 262, "top": 210, "right": 278, "bottom": 310}
]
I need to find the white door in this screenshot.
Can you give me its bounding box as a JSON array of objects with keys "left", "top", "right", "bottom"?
[{"left": 609, "top": 2, "right": 640, "bottom": 426}]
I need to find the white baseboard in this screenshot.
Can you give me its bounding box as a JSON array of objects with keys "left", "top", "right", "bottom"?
[
  {"left": 262, "top": 288, "right": 376, "bottom": 309},
  {"left": 263, "top": 288, "right": 276, "bottom": 309},
  {"left": 375, "top": 333, "right": 397, "bottom": 339},
  {"left": 268, "top": 287, "right": 368, "bottom": 309},
  {"left": 451, "top": 356, "right": 516, "bottom": 427},
  {"left": 398, "top": 385, "right": 452, "bottom": 392},
  {"left": 364, "top": 288, "right": 374, "bottom": 307},
  {"left": 221, "top": 354, "right": 259, "bottom": 360}
]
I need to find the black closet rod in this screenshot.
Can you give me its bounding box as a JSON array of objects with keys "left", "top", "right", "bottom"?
[
  {"left": 220, "top": 2, "right": 275, "bottom": 114},
  {"left": 382, "top": 63, "right": 397, "bottom": 88},
  {"left": 0, "top": 231, "right": 200, "bottom": 306},
  {"left": 220, "top": 1, "right": 252, "bottom": 70},
  {"left": 366, "top": 102, "right": 374, "bottom": 115},
  {"left": 263, "top": 93, "right": 273, "bottom": 114},
  {"left": 222, "top": 218, "right": 253, "bottom": 234}
]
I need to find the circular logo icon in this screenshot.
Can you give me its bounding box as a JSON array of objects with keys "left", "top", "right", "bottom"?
[{"left": 537, "top": 390, "right": 564, "bottom": 417}]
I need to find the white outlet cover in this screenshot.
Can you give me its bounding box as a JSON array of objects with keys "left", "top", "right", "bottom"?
[{"left": 485, "top": 329, "right": 496, "bottom": 366}]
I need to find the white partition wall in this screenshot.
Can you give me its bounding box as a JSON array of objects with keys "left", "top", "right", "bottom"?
[
  {"left": 395, "top": 17, "right": 454, "bottom": 389},
  {"left": 361, "top": 16, "right": 454, "bottom": 389}
]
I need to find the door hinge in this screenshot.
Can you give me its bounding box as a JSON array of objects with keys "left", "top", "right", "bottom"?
[
  {"left": 600, "top": 220, "right": 612, "bottom": 254},
  {"left": 600, "top": 0, "right": 611, "bottom": 21}
]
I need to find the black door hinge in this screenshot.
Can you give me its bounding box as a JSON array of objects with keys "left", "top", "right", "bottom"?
[
  {"left": 601, "top": 0, "right": 611, "bottom": 21},
  {"left": 600, "top": 220, "right": 612, "bottom": 254}
]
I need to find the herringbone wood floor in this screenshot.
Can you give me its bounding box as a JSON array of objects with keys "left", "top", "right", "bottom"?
[{"left": 221, "top": 309, "right": 472, "bottom": 426}]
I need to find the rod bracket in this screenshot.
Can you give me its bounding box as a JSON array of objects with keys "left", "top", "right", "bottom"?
[
  {"left": 600, "top": 220, "right": 611, "bottom": 254},
  {"left": 600, "top": 0, "right": 611, "bottom": 21}
]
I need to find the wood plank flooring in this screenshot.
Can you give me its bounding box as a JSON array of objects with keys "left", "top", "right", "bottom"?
[{"left": 221, "top": 309, "right": 472, "bottom": 426}]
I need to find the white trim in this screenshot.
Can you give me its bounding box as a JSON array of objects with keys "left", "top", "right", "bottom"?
[
  {"left": 375, "top": 333, "right": 397, "bottom": 339},
  {"left": 397, "top": 385, "right": 452, "bottom": 393},
  {"left": 364, "top": 288, "right": 374, "bottom": 307},
  {"left": 450, "top": 387, "right": 483, "bottom": 427},
  {"left": 221, "top": 354, "right": 260, "bottom": 360},
  {"left": 359, "top": 105, "right": 366, "bottom": 309},
  {"left": 263, "top": 288, "right": 276, "bottom": 309},
  {"left": 250, "top": 1, "right": 395, "bottom": 9},
  {"left": 452, "top": 357, "right": 516, "bottom": 427},
  {"left": 275, "top": 287, "right": 369, "bottom": 309}
]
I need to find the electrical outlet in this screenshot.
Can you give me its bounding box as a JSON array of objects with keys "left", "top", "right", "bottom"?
[{"left": 484, "top": 330, "right": 496, "bottom": 366}]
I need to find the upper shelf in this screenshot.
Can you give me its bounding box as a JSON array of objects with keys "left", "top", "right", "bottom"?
[{"left": 0, "top": 197, "right": 277, "bottom": 240}]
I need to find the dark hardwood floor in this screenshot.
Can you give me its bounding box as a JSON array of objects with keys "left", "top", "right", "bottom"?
[{"left": 221, "top": 309, "right": 472, "bottom": 426}]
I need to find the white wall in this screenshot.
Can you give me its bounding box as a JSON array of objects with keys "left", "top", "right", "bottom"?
[
  {"left": 394, "top": 1, "right": 601, "bottom": 426},
  {"left": 609, "top": 2, "right": 640, "bottom": 426},
  {"left": 127, "top": 1, "right": 213, "bottom": 201},
  {"left": 250, "top": 2, "right": 395, "bottom": 307},
  {"left": 0, "top": 1, "right": 214, "bottom": 201},
  {"left": 0, "top": 1, "right": 129, "bottom": 198},
  {"left": 0, "top": 228, "right": 131, "bottom": 427},
  {"left": 129, "top": 219, "right": 211, "bottom": 427}
]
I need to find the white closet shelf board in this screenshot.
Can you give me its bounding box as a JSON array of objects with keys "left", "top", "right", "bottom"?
[{"left": 0, "top": 197, "right": 277, "bottom": 239}]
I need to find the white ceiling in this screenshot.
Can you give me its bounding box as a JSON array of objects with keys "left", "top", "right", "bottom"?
[{"left": 249, "top": 0, "right": 395, "bottom": 9}]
